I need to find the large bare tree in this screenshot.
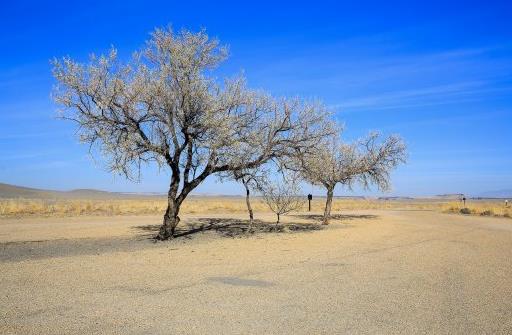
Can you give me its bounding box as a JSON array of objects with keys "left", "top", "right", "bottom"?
[
  {"left": 52, "top": 27, "right": 332, "bottom": 239},
  {"left": 297, "top": 132, "right": 406, "bottom": 224}
]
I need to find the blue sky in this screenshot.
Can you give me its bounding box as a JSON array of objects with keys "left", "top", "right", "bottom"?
[{"left": 1, "top": 1, "right": 511, "bottom": 196}]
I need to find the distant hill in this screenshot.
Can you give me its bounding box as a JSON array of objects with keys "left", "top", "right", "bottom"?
[
  {"left": 3, "top": 181, "right": 510, "bottom": 200},
  {"left": 434, "top": 194, "right": 464, "bottom": 200},
  {"left": 475, "top": 189, "right": 512, "bottom": 199},
  {"left": 0, "top": 183, "right": 165, "bottom": 199},
  {"left": 0, "top": 183, "right": 57, "bottom": 199},
  {"left": 378, "top": 196, "right": 415, "bottom": 200}
]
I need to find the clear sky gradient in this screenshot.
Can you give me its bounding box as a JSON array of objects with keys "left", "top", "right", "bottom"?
[{"left": 1, "top": 1, "right": 511, "bottom": 196}]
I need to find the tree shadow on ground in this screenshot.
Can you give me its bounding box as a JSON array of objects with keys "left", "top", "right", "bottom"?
[
  {"left": 134, "top": 218, "right": 323, "bottom": 240},
  {"left": 291, "top": 214, "right": 378, "bottom": 223}
]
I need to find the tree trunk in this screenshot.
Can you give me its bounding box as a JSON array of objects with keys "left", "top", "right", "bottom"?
[
  {"left": 276, "top": 213, "right": 280, "bottom": 224},
  {"left": 157, "top": 164, "right": 214, "bottom": 240},
  {"left": 158, "top": 175, "right": 181, "bottom": 240},
  {"left": 243, "top": 182, "right": 254, "bottom": 232},
  {"left": 322, "top": 186, "right": 334, "bottom": 225},
  {"left": 158, "top": 198, "right": 181, "bottom": 239}
]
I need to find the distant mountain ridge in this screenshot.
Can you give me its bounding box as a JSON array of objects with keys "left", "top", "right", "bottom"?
[
  {"left": 0, "top": 182, "right": 240, "bottom": 199},
  {"left": 434, "top": 194, "right": 463, "bottom": 200},
  {"left": 0, "top": 183, "right": 56, "bottom": 199},
  {"left": 475, "top": 189, "right": 512, "bottom": 199},
  {"left": 435, "top": 191, "right": 512, "bottom": 199},
  {"left": 0, "top": 183, "right": 165, "bottom": 199},
  {"left": 1, "top": 182, "right": 511, "bottom": 200}
]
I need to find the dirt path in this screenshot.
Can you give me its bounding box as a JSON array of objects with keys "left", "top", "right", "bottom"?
[{"left": 1, "top": 210, "right": 512, "bottom": 334}]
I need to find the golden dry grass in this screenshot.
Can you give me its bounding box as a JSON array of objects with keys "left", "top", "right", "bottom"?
[
  {"left": 0, "top": 197, "right": 267, "bottom": 217},
  {"left": 442, "top": 201, "right": 511, "bottom": 218},
  {"left": 1, "top": 196, "right": 509, "bottom": 219}
]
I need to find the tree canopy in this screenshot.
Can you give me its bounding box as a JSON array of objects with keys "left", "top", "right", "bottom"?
[{"left": 52, "top": 27, "right": 334, "bottom": 238}]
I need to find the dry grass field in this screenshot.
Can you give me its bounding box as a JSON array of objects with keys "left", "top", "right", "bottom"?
[
  {"left": 0, "top": 196, "right": 510, "bottom": 219},
  {"left": 442, "top": 200, "right": 511, "bottom": 217}
]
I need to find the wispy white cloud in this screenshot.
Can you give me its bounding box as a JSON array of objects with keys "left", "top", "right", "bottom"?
[
  {"left": 332, "top": 82, "right": 512, "bottom": 112},
  {"left": 378, "top": 109, "right": 509, "bottom": 131}
]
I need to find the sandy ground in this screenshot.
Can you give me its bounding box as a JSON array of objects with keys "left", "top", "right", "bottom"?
[{"left": 1, "top": 210, "right": 512, "bottom": 334}]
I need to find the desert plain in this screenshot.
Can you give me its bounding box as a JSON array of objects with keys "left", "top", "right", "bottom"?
[{"left": 1, "top": 196, "right": 512, "bottom": 334}]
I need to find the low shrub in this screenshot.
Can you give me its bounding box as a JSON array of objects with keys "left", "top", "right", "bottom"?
[
  {"left": 460, "top": 208, "right": 472, "bottom": 215},
  {"left": 480, "top": 210, "right": 494, "bottom": 216}
]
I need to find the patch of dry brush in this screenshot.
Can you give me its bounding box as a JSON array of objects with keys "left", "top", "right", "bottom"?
[
  {"left": 0, "top": 197, "right": 269, "bottom": 217},
  {"left": 0, "top": 197, "right": 510, "bottom": 219},
  {"left": 442, "top": 201, "right": 511, "bottom": 218}
]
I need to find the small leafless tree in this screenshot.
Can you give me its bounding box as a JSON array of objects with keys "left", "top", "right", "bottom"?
[
  {"left": 52, "top": 27, "right": 332, "bottom": 239},
  {"left": 297, "top": 132, "right": 406, "bottom": 224},
  {"left": 259, "top": 174, "right": 304, "bottom": 224},
  {"left": 219, "top": 167, "right": 267, "bottom": 230}
]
